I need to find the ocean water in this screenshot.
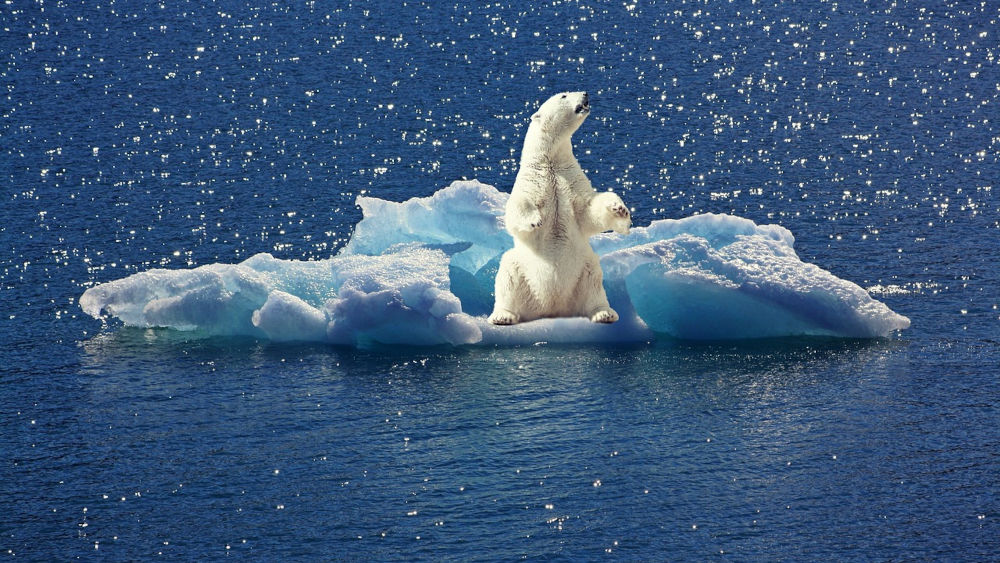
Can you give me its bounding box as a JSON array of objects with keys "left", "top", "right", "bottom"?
[{"left": 2, "top": 0, "right": 999, "bottom": 559}]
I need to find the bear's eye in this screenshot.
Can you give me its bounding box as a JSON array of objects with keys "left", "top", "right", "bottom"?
[{"left": 561, "top": 94, "right": 567, "bottom": 99}]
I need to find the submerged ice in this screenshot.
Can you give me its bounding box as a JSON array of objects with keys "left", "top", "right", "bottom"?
[{"left": 80, "top": 180, "right": 910, "bottom": 345}]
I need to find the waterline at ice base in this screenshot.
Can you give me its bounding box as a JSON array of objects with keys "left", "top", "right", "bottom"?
[{"left": 80, "top": 180, "right": 910, "bottom": 347}]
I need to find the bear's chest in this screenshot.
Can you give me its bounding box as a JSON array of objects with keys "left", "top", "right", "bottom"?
[
  {"left": 526, "top": 173, "right": 584, "bottom": 252},
  {"left": 534, "top": 170, "right": 578, "bottom": 212}
]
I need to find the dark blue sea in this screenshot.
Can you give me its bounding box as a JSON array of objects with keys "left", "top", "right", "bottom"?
[{"left": 3, "top": 0, "right": 999, "bottom": 559}]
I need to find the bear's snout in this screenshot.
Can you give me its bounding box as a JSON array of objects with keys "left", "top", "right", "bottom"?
[{"left": 575, "top": 92, "right": 590, "bottom": 114}]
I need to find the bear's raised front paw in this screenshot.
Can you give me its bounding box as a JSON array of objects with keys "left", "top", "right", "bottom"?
[
  {"left": 594, "top": 192, "right": 631, "bottom": 234},
  {"left": 607, "top": 201, "right": 631, "bottom": 235},
  {"left": 489, "top": 310, "right": 520, "bottom": 325},
  {"left": 590, "top": 308, "right": 619, "bottom": 324},
  {"left": 609, "top": 201, "right": 630, "bottom": 220}
]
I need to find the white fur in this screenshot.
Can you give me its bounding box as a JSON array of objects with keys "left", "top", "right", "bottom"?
[{"left": 489, "top": 91, "right": 631, "bottom": 326}]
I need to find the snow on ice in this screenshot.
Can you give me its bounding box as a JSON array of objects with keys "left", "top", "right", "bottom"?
[{"left": 80, "top": 180, "right": 910, "bottom": 346}]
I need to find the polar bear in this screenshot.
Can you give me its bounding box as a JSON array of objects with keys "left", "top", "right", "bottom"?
[{"left": 489, "top": 91, "right": 631, "bottom": 326}]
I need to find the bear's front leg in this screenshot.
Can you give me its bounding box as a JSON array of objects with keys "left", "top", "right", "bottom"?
[
  {"left": 588, "top": 191, "right": 631, "bottom": 235},
  {"left": 505, "top": 194, "right": 543, "bottom": 237}
]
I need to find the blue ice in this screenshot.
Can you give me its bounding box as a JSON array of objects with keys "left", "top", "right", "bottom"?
[{"left": 80, "top": 180, "right": 910, "bottom": 345}]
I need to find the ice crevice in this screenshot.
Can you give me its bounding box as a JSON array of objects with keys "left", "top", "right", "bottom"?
[{"left": 80, "top": 180, "right": 911, "bottom": 346}]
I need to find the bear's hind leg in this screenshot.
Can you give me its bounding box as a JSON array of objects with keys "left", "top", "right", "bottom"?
[
  {"left": 489, "top": 252, "right": 525, "bottom": 325},
  {"left": 574, "top": 256, "right": 619, "bottom": 324}
]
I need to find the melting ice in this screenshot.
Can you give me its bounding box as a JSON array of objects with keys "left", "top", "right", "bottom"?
[{"left": 80, "top": 180, "right": 910, "bottom": 346}]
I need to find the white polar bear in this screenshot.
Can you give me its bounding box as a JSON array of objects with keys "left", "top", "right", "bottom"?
[{"left": 489, "top": 91, "right": 631, "bottom": 326}]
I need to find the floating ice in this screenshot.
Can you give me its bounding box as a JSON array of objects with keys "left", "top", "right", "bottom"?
[
  {"left": 81, "top": 180, "right": 910, "bottom": 345},
  {"left": 81, "top": 246, "right": 482, "bottom": 346},
  {"left": 342, "top": 179, "right": 509, "bottom": 274}
]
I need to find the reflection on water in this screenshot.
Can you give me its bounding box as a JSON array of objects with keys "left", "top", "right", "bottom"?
[{"left": 66, "top": 330, "right": 932, "bottom": 558}]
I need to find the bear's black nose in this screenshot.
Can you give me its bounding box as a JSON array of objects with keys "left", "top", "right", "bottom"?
[{"left": 582, "top": 92, "right": 589, "bottom": 107}]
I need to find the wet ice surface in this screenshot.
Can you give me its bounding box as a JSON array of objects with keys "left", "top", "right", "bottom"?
[{"left": 3, "top": 0, "right": 999, "bottom": 559}]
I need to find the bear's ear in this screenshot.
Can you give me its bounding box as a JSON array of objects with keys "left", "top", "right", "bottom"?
[{"left": 531, "top": 112, "right": 541, "bottom": 121}]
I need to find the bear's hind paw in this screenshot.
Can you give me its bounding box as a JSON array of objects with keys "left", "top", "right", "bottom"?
[
  {"left": 489, "top": 310, "right": 520, "bottom": 325},
  {"left": 590, "top": 308, "right": 619, "bottom": 324}
]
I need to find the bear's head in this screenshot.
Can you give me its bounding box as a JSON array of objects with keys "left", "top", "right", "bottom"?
[
  {"left": 521, "top": 91, "right": 590, "bottom": 163},
  {"left": 531, "top": 91, "right": 590, "bottom": 134}
]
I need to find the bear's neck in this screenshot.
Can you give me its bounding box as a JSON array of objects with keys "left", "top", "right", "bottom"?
[{"left": 520, "top": 125, "right": 578, "bottom": 170}]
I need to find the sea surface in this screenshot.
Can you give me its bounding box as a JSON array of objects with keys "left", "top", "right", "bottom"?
[{"left": 3, "top": 0, "right": 999, "bottom": 559}]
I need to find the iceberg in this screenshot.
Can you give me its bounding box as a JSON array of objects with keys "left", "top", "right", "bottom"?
[
  {"left": 80, "top": 246, "right": 482, "bottom": 347},
  {"left": 80, "top": 180, "right": 910, "bottom": 346}
]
